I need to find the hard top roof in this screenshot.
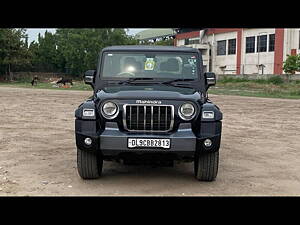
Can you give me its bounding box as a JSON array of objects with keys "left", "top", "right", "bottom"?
[{"left": 102, "top": 45, "right": 199, "bottom": 53}]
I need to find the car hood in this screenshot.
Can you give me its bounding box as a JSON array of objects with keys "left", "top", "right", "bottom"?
[{"left": 95, "top": 84, "right": 202, "bottom": 101}]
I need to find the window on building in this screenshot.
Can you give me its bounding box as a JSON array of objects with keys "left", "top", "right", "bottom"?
[
  {"left": 246, "top": 36, "right": 255, "bottom": 53},
  {"left": 269, "top": 34, "right": 275, "bottom": 52},
  {"left": 189, "top": 38, "right": 200, "bottom": 44},
  {"left": 257, "top": 35, "right": 267, "bottom": 52},
  {"left": 184, "top": 38, "right": 200, "bottom": 45},
  {"left": 217, "top": 40, "right": 226, "bottom": 55},
  {"left": 228, "top": 39, "right": 236, "bottom": 55}
]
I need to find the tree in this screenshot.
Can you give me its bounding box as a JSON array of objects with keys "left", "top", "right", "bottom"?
[
  {"left": 29, "top": 30, "right": 63, "bottom": 72},
  {"left": 0, "top": 29, "right": 30, "bottom": 80},
  {"left": 283, "top": 54, "right": 300, "bottom": 74},
  {"left": 55, "top": 28, "right": 137, "bottom": 76},
  {"left": 1, "top": 28, "right": 146, "bottom": 78}
]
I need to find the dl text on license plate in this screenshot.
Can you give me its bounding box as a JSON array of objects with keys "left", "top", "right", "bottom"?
[{"left": 128, "top": 138, "right": 170, "bottom": 149}]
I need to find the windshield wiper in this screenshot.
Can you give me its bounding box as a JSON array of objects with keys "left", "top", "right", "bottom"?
[
  {"left": 118, "top": 78, "right": 155, "bottom": 85},
  {"left": 161, "top": 78, "right": 195, "bottom": 85},
  {"left": 160, "top": 78, "right": 196, "bottom": 89}
]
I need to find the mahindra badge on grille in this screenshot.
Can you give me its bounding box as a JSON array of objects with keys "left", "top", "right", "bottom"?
[{"left": 136, "top": 100, "right": 162, "bottom": 104}]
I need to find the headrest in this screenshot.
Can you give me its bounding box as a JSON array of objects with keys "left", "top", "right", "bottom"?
[
  {"left": 124, "top": 57, "right": 137, "bottom": 65},
  {"left": 160, "top": 58, "right": 179, "bottom": 72}
]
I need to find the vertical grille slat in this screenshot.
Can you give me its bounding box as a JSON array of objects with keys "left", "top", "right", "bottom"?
[
  {"left": 158, "top": 107, "right": 160, "bottom": 130},
  {"left": 129, "top": 106, "right": 132, "bottom": 130},
  {"left": 137, "top": 106, "right": 139, "bottom": 130},
  {"left": 124, "top": 104, "right": 173, "bottom": 132},
  {"left": 151, "top": 106, "right": 153, "bottom": 130},
  {"left": 165, "top": 106, "right": 168, "bottom": 130},
  {"left": 144, "top": 106, "right": 146, "bottom": 130}
]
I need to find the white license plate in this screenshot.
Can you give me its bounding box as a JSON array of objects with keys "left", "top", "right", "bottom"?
[{"left": 128, "top": 138, "right": 171, "bottom": 149}]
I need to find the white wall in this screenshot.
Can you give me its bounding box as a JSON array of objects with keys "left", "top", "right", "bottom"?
[
  {"left": 176, "top": 39, "right": 185, "bottom": 46},
  {"left": 241, "top": 28, "right": 275, "bottom": 74},
  {"left": 176, "top": 28, "right": 300, "bottom": 74},
  {"left": 284, "top": 28, "right": 300, "bottom": 58},
  {"left": 207, "top": 31, "right": 238, "bottom": 74}
]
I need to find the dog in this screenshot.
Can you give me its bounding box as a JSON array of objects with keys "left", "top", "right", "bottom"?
[
  {"left": 56, "top": 78, "right": 73, "bottom": 86},
  {"left": 31, "top": 76, "right": 38, "bottom": 86}
]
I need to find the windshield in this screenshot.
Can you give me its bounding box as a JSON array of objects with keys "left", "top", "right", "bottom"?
[{"left": 101, "top": 51, "right": 199, "bottom": 80}]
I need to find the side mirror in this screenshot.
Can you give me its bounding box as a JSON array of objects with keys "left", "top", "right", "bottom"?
[
  {"left": 84, "top": 70, "right": 96, "bottom": 86},
  {"left": 204, "top": 72, "right": 216, "bottom": 88}
]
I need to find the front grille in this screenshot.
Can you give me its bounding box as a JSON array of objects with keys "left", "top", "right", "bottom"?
[{"left": 123, "top": 104, "right": 174, "bottom": 132}]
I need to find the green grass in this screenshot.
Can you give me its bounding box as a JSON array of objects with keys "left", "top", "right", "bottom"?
[
  {"left": 209, "top": 77, "right": 300, "bottom": 99},
  {"left": 0, "top": 80, "right": 92, "bottom": 91},
  {"left": 219, "top": 75, "right": 285, "bottom": 85}
]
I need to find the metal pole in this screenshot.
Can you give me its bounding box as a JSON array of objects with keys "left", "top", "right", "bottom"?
[{"left": 258, "top": 36, "right": 260, "bottom": 74}]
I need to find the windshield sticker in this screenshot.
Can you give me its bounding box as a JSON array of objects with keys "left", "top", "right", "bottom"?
[
  {"left": 144, "top": 58, "right": 155, "bottom": 70},
  {"left": 108, "top": 54, "right": 113, "bottom": 56},
  {"left": 188, "top": 58, "right": 196, "bottom": 66}
]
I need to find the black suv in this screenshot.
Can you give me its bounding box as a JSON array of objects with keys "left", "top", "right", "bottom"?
[{"left": 75, "top": 45, "right": 222, "bottom": 181}]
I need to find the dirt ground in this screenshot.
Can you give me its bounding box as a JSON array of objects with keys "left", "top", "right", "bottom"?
[{"left": 0, "top": 86, "right": 300, "bottom": 196}]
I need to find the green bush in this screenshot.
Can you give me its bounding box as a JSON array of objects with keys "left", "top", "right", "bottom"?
[
  {"left": 283, "top": 54, "right": 300, "bottom": 74},
  {"left": 218, "top": 75, "right": 286, "bottom": 85},
  {"left": 295, "top": 80, "right": 300, "bottom": 84},
  {"left": 220, "top": 76, "right": 249, "bottom": 83},
  {"left": 290, "top": 90, "right": 300, "bottom": 96},
  {"left": 267, "top": 76, "right": 284, "bottom": 85},
  {"left": 253, "top": 79, "right": 268, "bottom": 84}
]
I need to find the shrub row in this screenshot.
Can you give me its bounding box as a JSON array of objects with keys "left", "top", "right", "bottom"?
[{"left": 219, "top": 76, "right": 285, "bottom": 85}]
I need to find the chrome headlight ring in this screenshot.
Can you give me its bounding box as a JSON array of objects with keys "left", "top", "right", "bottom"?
[
  {"left": 100, "top": 101, "right": 119, "bottom": 119},
  {"left": 178, "top": 102, "right": 196, "bottom": 121}
]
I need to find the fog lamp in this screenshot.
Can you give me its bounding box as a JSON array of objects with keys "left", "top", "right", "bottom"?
[
  {"left": 204, "top": 139, "right": 212, "bottom": 147},
  {"left": 84, "top": 137, "right": 92, "bottom": 146}
]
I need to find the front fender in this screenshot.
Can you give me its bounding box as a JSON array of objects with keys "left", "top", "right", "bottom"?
[
  {"left": 195, "top": 102, "right": 223, "bottom": 152},
  {"left": 201, "top": 102, "right": 223, "bottom": 122},
  {"left": 75, "top": 100, "right": 97, "bottom": 120},
  {"left": 75, "top": 100, "right": 102, "bottom": 152}
]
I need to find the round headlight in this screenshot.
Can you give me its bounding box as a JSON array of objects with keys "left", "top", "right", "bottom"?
[
  {"left": 179, "top": 103, "right": 196, "bottom": 120},
  {"left": 101, "top": 101, "right": 119, "bottom": 119}
]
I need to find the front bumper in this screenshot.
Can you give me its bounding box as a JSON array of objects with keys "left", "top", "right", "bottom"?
[
  {"left": 100, "top": 126, "right": 196, "bottom": 156},
  {"left": 75, "top": 120, "right": 222, "bottom": 157}
]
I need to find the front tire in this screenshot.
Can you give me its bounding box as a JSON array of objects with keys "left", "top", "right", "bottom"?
[
  {"left": 194, "top": 151, "right": 219, "bottom": 181},
  {"left": 77, "top": 148, "right": 103, "bottom": 179}
]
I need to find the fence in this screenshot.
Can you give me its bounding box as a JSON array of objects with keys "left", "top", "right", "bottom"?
[
  {"left": 216, "top": 74, "right": 300, "bottom": 81},
  {"left": 0, "top": 72, "right": 81, "bottom": 82}
]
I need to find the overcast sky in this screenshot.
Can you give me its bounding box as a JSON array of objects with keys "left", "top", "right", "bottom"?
[{"left": 26, "top": 28, "right": 147, "bottom": 43}]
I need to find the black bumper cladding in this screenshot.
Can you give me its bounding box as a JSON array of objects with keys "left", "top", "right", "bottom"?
[{"left": 75, "top": 119, "right": 222, "bottom": 157}]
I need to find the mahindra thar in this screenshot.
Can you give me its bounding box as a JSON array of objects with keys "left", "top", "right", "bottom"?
[{"left": 75, "top": 45, "right": 222, "bottom": 181}]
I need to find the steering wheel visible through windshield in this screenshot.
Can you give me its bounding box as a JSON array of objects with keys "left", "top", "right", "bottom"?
[{"left": 101, "top": 51, "right": 199, "bottom": 81}]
